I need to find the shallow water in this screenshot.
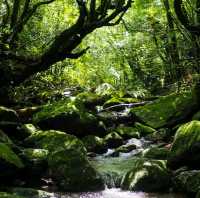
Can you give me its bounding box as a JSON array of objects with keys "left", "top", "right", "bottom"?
[{"left": 55, "top": 188, "right": 186, "bottom": 198}]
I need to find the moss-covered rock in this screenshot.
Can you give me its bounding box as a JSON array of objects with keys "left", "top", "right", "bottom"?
[
  {"left": 168, "top": 121, "right": 200, "bottom": 169},
  {"left": 20, "top": 148, "right": 48, "bottom": 182},
  {"left": 0, "top": 143, "right": 24, "bottom": 168},
  {"left": 25, "top": 130, "right": 86, "bottom": 154},
  {"left": 103, "top": 97, "right": 141, "bottom": 108},
  {"left": 104, "top": 132, "right": 123, "bottom": 148},
  {"left": 32, "top": 99, "right": 106, "bottom": 137},
  {"left": 115, "top": 125, "right": 140, "bottom": 139},
  {"left": 20, "top": 124, "right": 39, "bottom": 136},
  {"left": 25, "top": 130, "right": 104, "bottom": 191},
  {"left": 10, "top": 188, "right": 54, "bottom": 198},
  {"left": 173, "top": 170, "right": 200, "bottom": 196},
  {"left": 139, "top": 147, "right": 169, "bottom": 160},
  {"left": 131, "top": 91, "right": 197, "bottom": 129},
  {"left": 121, "top": 159, "right": 171, "bottom": 192},
  {"left": 0, "top": 106, "right": 19, "bottom": 122},
  {"left": 48, "top": 148, "right": 104, "bottom": 191},
  {"left": 82, "top": 135, "right": 107, "bottom": 154},
  {"left": 116, "top": 144, "right": 137, "bottom": 153},
  {"left": 135, "top": 122, "right": 157, "bottom": 136},
  {"left": 75, "top": 92, "right": 108, "bottom": 110},
  {"left": 145, "top": 128, "right": 172, "bottom": 142},
  {"left": 0, "top": 129, "right": 13, "bottom": 144},
  {"left": 0, "top": 192, "right": 24, "bottom": 198}
]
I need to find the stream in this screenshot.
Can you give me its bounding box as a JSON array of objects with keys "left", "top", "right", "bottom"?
[{"left": 48, "top": 138, "right": 186, "bottom": 198}]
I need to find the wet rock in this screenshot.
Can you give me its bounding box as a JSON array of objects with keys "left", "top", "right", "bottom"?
[
  {"left": 121, "top": 159, "right": 171, "bottom": 192},
  {"left": 115, "top": 125, "right": 140, "bottom": 139},
  {"left": 82, "top": 135, "right": 107, "bottom": 154},
  {"left": 168, "top": 121, "right": 200, "bottom": 169},
  {"left": 104, "top": 132, "right": 123, "bottom": 148}
]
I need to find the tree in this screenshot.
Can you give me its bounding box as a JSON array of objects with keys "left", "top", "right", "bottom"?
[{"left": 0, "top": 0, "right": 132, "bottom": 88}]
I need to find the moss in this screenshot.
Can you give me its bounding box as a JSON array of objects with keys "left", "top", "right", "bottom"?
[
  {"left": 131, "top": 91, "right": 197, "bottom": 129},
  {"left": 75, "top": 92, "right": 108, "bottom": 109},
  {"left": 10, "top": 188, "right": 53, "bottom": 198},
  {"left": 0, "top": 143, "right": 24, "bottom": 168},
  {"left": 82, "top": 135, "right": 107, "bottom": 154},
  {"left": 25, "top": 130, "right": 86, "bottom": 154},
  {"left": 115, "top": 126, "right": 140, "bottom": 139},
  {"left": 0, "top": 192, "right": 24, "bottom": 198},
  {"left": 48, "top": 148, "right": 104, "bottom": 191},
  {"left": 0, "top": 129, "right": 13, "bottom": 145},
  {"left": 103, "top": 97, "right": 141, "bottom": 108},
  {"left": 135, "top": 122, "right": 157, "bottom": 136},
  {"left": 139, "top": 147, "right": 169, "bottom": 160},
  {"left": 121, "top": 159, "right": 171, "bottom": 192},
  {"left": 20, "top": 124, "right": 39, "bottom": 135},
  {"left": 32, "top": 98, "right": 104, "bottom": 136},
  {"left": 22, "top": 148, "right": 48, "bottom": 161},
  {"left": 192, "top": 111, "right": 200, "bottom": 120},
  {"left": 168, "top": 120, "right": 200, "bottom": 169},
  {"left": 104, "top": 132, "right": 123, "bottom": 148}
]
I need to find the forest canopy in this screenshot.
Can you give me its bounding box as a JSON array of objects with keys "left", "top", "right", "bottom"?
[{"left": 0, "top": 0, "right": 200, "bottom": 104}]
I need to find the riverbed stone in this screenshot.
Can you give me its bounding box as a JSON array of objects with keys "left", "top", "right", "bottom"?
[
  {"left": 168, "top": 120, "right": 200, "bottom": 169},
  {"left": 134, "top": 122, "right": 156, "bottom": 136},
  {"left": 121, "top": 159, "right": 171, "bottom": 192}
]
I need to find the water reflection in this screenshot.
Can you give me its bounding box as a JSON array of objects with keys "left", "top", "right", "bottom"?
[{"left": 54, "top": 188, "right": 186, "bottom": 198}]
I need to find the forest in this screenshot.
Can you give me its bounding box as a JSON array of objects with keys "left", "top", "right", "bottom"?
[{"left": 0, "top": 0, "right": 200, "bottom": 197}]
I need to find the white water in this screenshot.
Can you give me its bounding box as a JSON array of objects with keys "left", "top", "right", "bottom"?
[{"left": 53, "top": 188, "right": 185, "bottom": 198}]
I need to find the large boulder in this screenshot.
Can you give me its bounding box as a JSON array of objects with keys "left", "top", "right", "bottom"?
[
  {"left": 168, "top": 120, "right": 200, "bottom": 169},
  {"left": 32, "top": 99, "right": 106, "bottom": 137},
  {"left": 131, "top": 91, "right": 198, "bottom": 129},
  {"left": 48, "top": 148, "right": 104, "bottom": 191},
  {"left": 25, "top": 130, "right": 104, "bottom": 191},
  {"left": 121, "top": 159, "right": 171, "bottom": 192},
  {"left": 25, "top": 130, "right": 86, "bottom": 154}
]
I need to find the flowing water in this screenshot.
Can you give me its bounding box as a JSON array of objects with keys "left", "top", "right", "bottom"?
[{"left": 48, "top": 188, "right": 186, "bottom": 198}]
